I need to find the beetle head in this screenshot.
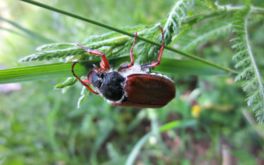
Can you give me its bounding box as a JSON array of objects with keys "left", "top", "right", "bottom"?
[{"left": 88, "top": 70, "right": 125, "bottom": 101}]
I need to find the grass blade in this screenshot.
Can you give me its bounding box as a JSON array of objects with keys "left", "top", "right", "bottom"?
[
  {"left": 0, "top": 16, "right": 52, "bottom": 42},
  {"left": 126, "top": 133, "right": 151, "bottom": 165},
  {"left": 0, "top": 56, "right": 225, "bottom": 84},
  {"left": 0, "top": 63, "right": 83, "bottom": 83},
  {"left": 159, "top": 120, "right": 197, "bottom": 133}
]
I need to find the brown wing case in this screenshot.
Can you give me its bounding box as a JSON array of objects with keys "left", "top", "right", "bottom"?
[{"left": 113, "top": 74, "right": 176, "bottom": 108}]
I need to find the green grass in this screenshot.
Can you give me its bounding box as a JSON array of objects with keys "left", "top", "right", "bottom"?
[{"left": 0, "top": 0, "right": 264, "bottom": 164}]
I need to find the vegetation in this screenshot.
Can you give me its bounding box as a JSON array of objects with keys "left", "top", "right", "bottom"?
[{"left": 0, "top": 0, "right": 263, "bottom": 164}]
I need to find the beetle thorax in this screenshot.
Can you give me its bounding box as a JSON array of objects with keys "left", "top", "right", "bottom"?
[
  {"left": 88, "top": 70, "right": 125, "bottom": 102},
  {"left": 119, "top": 64, "right": 149, "bottom": 77}
]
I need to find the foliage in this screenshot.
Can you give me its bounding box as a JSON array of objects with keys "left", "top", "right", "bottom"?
[
  {"left": 0, "top": 0, "right": 264, "bottom": 165},
  {"left": 163, "top": 0, "right": 194, "bottom": 45},
  {"left": 231, "top": 7, "right": 264, "bottom": 123}
]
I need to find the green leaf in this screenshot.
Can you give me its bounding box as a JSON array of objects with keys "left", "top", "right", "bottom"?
[
  {"left": 0, "top": 63, "right": 84, "bottom": 84},
  {"left": 0, "top": 57, "right": 225, "bottom": 84},
  {"left": 159, "top": 120, "right": 197, "bottom": 132},
  {"left": 126, "top": 133, "right": 151, "bottom": 165},
  {"left": 55, "top": 77, "right": 77, "bottom": 89},
  {"left": 0, "top": 56, "right": 225, "bottom": 84},
  {"left": 0, "top": 57, "right": 127, "bottom": 84}
]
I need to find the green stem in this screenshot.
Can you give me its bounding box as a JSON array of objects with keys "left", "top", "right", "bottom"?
[
  {"left": 20, "top": 0, "right": 236, "bottom": 73},
  {"left": 252, "top": 6, "right": 264, "bottom": 14},
  {"left": 0, "top": 16, "right": 52, "bottom": 42},
  {"left": 216, "top": 3, "right": 264, "bottom": 15}
]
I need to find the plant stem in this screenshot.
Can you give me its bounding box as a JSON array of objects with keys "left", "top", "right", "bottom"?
[
  {"left": 0, "top": 16, "right": 52, "bottom": 42},
  {"left": 252, "top": 6, "right": 264, "bottom": 14},
  {"left": 20, "top": 0, "right": 236, "bottom": 73}
]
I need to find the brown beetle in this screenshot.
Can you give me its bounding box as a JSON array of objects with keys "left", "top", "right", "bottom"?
[{"left": 72, "top": 28, "right": 175, "bottom": 108}]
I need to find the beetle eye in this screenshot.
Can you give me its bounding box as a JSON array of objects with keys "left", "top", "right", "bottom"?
[
  {"left": 93, "top": 73, "right": 103, "bottom": 88},
  {"left": 88, "top": 71, "right": 103, "bottom": 88}
]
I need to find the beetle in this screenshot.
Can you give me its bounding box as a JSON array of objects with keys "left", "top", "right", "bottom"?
[{"left": 71, "top": 27, "right": 175, "bottom": 108}]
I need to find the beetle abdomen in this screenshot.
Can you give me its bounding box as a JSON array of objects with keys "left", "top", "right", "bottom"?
[{"left": 113, "top": 74, "right": 175, "bottom": 108}]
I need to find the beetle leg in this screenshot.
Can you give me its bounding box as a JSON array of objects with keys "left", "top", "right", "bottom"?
[
  {"left": 142, "top": 27, "right": 165, "bottom": 69},
  {"left": 77, "top": 43, "right": 110, "bottom": 71},
  {"left": 118, "top": 33, "right": 137, "bottom": 71},
  {"left": 71, "top": 62, "right": 98, "bottom": 94}
]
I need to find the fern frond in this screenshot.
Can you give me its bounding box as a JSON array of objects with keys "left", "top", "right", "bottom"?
[
  {"left": 20, "top": 26, "right": 145, "bottom": 62},
  {"left": 163, "top": 0, "right": 194, "bottom": 45},
  {"left": 182, "top": 23, "right": 232, "bottom": 51},
  {"left": 169, "top": 10, "right": 234, "bottom": 53},
  {"left": 232, "top": 8, "right": 264, "bottom": 123},
  {"left": 136, "top": 0, "right": 195, "bottom": 62},
  {"left": 20, "top": 46, "right": 81, "bottom": 62},
  {"left": 20, "top": 35, "right": 130, "bottom": 62}
]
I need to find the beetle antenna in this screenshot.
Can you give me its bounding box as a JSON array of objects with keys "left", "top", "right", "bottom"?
[{"left": 71, "top": 62, "right": 98, "bottom": 94}]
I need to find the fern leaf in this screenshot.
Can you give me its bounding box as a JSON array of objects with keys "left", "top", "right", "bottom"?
[
  {"left": 163, "top": 0, "right": 194, "bottom": 45},
  {"left": 20, "top": 46, "right": 82, "bottom": 62},
  {"left": 182, "top": 23, "right": 232, "bottom": 51},
  {"left": 232, "top": 8, "right": 264, "bottom": 123},
  {"left": 20, "top": 26, "right": 145, "bottom": 62},
  {"left": 20, "top": 35, "right": 129, "bottom": 62}
]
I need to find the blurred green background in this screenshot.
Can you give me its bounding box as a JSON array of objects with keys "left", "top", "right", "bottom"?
[{"left": 0, "top": 0, "right": 264, "bottom": 165}]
